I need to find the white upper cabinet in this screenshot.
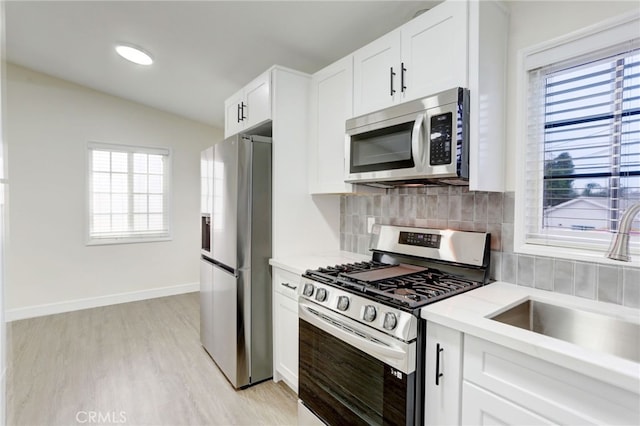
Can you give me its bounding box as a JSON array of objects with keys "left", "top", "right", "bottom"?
[
  {"left": 224, "top": 70, "right": 271, "bottom": 138},
  {"left": 308, "top": 55, "right": 354, "bottom": 194},
  {"left": 353, "top": 31, "right": 401, "bottom": 116},
  {"left": 467, "top": 0, "right": 509, "bottom": 192},
  {"left": 353, "top": 0, "right": 468, "bottom": 117},
  {"left": 224, "top": 89, "right": 245, "bottom": 138},
  {"left": 244, "top": 74, "right": 271, "bottom": 129},
  {"left": 400, "top": 0, "right": 468, "bottom": 102}
]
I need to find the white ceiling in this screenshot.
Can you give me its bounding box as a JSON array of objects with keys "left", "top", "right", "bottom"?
[{"left": 5, "top": 1, "right": 440, "bottom": 128}]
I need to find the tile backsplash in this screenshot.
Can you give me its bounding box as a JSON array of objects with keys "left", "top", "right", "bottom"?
[{"left": 340, "top": 186, "right": 639, "bottom": 308}]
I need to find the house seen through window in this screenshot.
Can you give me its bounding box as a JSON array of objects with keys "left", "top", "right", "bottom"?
[{"left": 523, "top": 35, "right": 640, "bottom": 254}]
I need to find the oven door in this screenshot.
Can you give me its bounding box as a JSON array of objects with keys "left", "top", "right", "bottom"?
[{"left": 298, "top": 300, "right": 416, "bottom": 426}]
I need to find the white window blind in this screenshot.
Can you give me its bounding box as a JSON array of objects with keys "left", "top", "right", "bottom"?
[
  {"left": 87, "top": 142, "right": 171, "bottom": 244},
  {"left": 523, "top": 40, "right": 640, "bottom": 254}
]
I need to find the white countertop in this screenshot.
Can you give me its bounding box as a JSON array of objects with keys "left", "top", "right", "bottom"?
[
  {"left": 421, "top": 282, "right": 640, "bottom": 394},
  {"left": 269, "top": 251, "right": 371, "bottom": 275}
]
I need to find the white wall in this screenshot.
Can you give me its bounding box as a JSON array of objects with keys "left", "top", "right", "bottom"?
[
  {"left": 5, "top": 63, "right": 222, "bottom": 318},
  {"left": 503, "top": 0, "right": 639, "bottom": 191}
]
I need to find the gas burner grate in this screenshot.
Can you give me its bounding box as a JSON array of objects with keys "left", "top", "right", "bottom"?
[
  {"left": 371, "top": 270, "right": 477, "bottom": 290},
  {"left": 316, "top": 261, "right": 394, "bottom": 275},
  {"left": 357, "top": 269, "right": 482, "bottom": 309},
  {"left": 304, "top": 260, "right": 484, "bottom": 311},
  {"left": 306, "top": 261, "right": 396, "bottom": 280}
]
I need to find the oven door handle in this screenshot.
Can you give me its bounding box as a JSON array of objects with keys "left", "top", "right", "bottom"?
[{"left": 299, "top": 300, "right": 415, "bottom": 374}]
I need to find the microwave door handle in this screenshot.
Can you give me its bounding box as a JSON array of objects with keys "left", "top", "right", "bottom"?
[{"left": 412, "top": 113, "right": 426, "bottom": 168}]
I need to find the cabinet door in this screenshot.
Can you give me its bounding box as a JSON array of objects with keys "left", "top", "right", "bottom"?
[
  {"left": 461, "top": 381, "right": 554, "bottom": 426},
  {"left": 273, "top": 267, "right": 301, "bottom": 393},
  {"left": 353, "top": 30, "right": 401, "bottom": 116},
  {"left": 425, "top": 322, "right": 463, "bottom": 426},
  {"left": 224, "top": 89, "right": 244, "bottom": 138},
  {"left": 400, "top": 0, "right": 468, "bottom": 102},
  {"left": 464, "top": 335, "right": 640, "bottom": 425},
  {"left": 244, "top": 71, "right": 271, "bottom": 130},
  {"left": 308, "top": 55, "right": 354, "bottom": 194},
  {"left": 274, "top": 291, "right": 299, "bottom": 393}
]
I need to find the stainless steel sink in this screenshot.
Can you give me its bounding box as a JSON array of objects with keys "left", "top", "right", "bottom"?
[{"left": 489, "top": 299, "right": 640, "bottom": 363}]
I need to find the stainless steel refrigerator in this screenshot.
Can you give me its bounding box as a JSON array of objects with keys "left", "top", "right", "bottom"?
[{"left": 200, "top": 134, "right": 272, "bottom": 388}]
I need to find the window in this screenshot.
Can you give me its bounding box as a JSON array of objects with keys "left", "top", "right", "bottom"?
[
  {"left": 87, "top": 142, "right": 171, "bottom": 244},
  {"left": 516, "top": 12, "right": 640, "bottom": 262}
]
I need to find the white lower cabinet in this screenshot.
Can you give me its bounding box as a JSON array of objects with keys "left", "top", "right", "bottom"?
[
  {"left": 425, "top": 322, "right": 462, "bottom": 426},
  {"left": 462, "top": 335, "right": 640, "bottom": 426},
  {"left": 424, "top": 324, "right": 640, "bottom": 426},
  {"left": 272, "top": 267, "right": 300, "bottom": 393}
]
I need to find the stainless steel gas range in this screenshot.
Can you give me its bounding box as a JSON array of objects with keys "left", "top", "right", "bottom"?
[{"left": 297, "top": 224, "right": 490, "bottom": 426}]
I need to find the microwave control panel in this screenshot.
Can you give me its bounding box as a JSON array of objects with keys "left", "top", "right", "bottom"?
[{"left": 429, "top": 112, "right": 453, "bottom": 166}]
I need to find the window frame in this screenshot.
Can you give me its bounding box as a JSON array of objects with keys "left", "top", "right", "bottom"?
[
  {"left": 86, "top": 141, "right": 173, "bottom": 246},
  {"left": 515, "top": 10, "right": 640, "bottom": 266}
]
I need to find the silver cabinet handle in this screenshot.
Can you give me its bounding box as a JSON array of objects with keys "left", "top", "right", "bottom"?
[{"left": 281, "top": 282, "right": 297, "bottom": 290}]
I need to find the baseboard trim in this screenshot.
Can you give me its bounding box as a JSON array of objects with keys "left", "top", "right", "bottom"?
[{"left": 5, "top": 282, "right": 200, "bottom": 322}]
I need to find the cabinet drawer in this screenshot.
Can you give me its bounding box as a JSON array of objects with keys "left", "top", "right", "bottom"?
[
  {"left": 464, "top": 336, "right": 640, "bottom": 425},
  {"left": 273, "top": 268, "right": 301, "bottom": 299}
]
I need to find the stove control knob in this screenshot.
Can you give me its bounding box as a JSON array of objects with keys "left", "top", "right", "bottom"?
[
  {"left": 337, "top": 296, "right": 350, "bottom": 311},
  {"left": 363, "top": 305, "right": 377, "bottom": 322},
  {"left": 302, "top": 283, "right": 315, "bottom": 297},
  {"left": 383, "top": 312, "right": 398, "bottom": 330},
  {"left": 315, "top": 288, "right": 327, "bottom": 302}
]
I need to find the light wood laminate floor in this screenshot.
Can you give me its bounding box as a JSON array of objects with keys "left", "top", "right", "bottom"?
[{"left": 7, "top": 292, "right": 298, "bottom": 426}]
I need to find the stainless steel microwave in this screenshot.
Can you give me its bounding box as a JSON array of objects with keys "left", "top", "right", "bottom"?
[{"left": 345, "top": 87, "right": 469, "bottom": 188}]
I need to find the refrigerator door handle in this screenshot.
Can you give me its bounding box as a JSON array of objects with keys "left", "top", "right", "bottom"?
[
  {"left": 203, "top": 255, "right": 237, "bottom": 277},
  {"left": 213, "top": 261, "right": 236, "bottom": 276}
]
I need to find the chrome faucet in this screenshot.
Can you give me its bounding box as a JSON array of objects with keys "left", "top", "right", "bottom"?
[{"left": 606, "top": 202, "right": 640, "bottom": 262}]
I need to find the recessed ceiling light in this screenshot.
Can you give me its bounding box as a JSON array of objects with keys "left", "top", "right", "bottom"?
[{"left": 115, "top": 44, "right": 153, "bottom": 66}]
